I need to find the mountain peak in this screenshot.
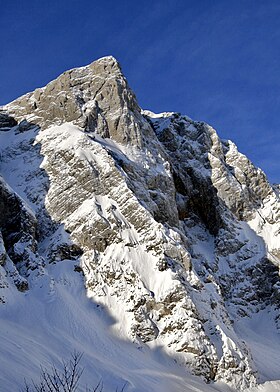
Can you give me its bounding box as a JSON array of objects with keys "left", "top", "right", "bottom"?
[
  {"left": 4, "top": 56, "right": 150, "bottom": 145},
  {"left": 89, "top": 55, "right": 120, "bottom": 67},
  {"left": 73, "top": 55, "right": 122, "bottom": 78}
]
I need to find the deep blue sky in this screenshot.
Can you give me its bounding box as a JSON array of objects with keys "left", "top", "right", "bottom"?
[{"left": 1, "top": 0, "right": 279, "bottom": 183}]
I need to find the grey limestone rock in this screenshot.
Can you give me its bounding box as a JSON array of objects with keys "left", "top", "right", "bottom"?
[{"left": 5, "top": 57, "right": 152, "bottom": 147}]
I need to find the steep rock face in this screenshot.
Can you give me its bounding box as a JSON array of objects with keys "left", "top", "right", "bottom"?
[
  {"left": 146, "top": 111, "right": 280, "bottom": 313},
  {"left": 0, "top": 176, "right": 40, "bottom": 291},
  {"left": 6, "top": 57, "right": 151, "bottom": 147},
  {"left": 0, "top": 110, "right": 17, "bottom": 130},
  {"left": 1, "top": 56, "right": 280, "bottom": 390}
]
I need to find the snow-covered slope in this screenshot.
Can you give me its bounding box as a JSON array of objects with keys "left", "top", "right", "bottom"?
[{"left": 0, "top": 56, "right": 279, "bottom": 391}]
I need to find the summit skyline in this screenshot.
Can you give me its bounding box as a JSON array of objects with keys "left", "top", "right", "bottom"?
[{"left": 1, "top": 0, "right": 279, "bottom": 182}]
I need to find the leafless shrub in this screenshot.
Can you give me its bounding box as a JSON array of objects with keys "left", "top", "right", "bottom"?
[
  {"left": 21, "top": 352, "right": 126, "bottom": 392},
  {"left": 22, "top": 352, "right": 83, "bottom": 392}
]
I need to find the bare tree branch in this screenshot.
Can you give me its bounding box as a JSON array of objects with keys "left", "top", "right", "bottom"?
[{"left": 22, "top": 352, "right": 84, "bottom": 392}]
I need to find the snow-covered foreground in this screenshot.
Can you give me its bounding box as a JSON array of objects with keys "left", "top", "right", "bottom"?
[
  {"left": 237, "top": 312, "right": 280, "bottom": 383},
  {"left": 237, "top": 312, "right": 280, "bottom": 392},
  {"left": 246, "top": 381, "right": 280, "bottom": 392},
  {"left": 1, "top": 258, "right": 279, "bottom": 391},
  {"left": 0, "top": 259, "right": 233, "bottom": 392}
]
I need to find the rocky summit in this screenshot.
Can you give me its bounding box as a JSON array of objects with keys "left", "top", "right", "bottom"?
[{"left": 0, "top": 56, "right": 279, "bottom": 392}]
